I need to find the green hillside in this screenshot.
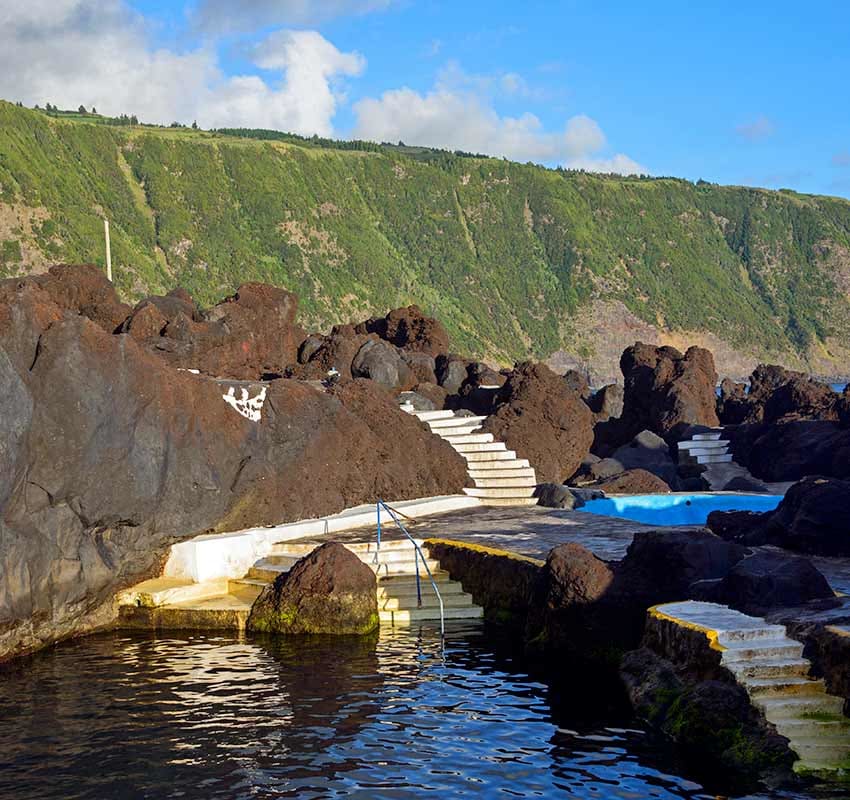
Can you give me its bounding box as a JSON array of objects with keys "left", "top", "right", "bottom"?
[{"left": 1, "top": 100, "right": 849, "bottom": 377}]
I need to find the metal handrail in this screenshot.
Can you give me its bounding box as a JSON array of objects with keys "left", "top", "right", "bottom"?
[{"left": 375, "top": 500, "right": 445, "bottom": 637}]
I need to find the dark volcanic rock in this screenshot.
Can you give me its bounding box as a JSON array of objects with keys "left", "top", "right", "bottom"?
[
  {"left": 0, "top": 277, "right": 467, "bottom": 661},
  {"left": 247, "top": 542, "right": 378, "bottom": 634},
  {"left": 533, "top": 483, "right": 578, "bottom": 509},
  {"left": 595, "top": 343, "right": 719, "bottom": 453},
  {"left": 611, "top": 430, "right": 678, "bottom": 486},
  {"left": 562, "top": 369, "right": 591, "bottom": 399},
  {"left": 586, "top": 383, "right": 624, "bottom": 422},
  {"left": 728, "top": 419, "right": 850, "bottom": 482},
  {"left": 482, "top": 361, "right": 594, "bottom": 483},
  {"left": 411, "top": 381, "right": 448, "bottom": 410},
  {"left": 614, "top": 529, "right": 748, "bottom": 609},
  {"left": 759, "top": 476, "right": 850, "bottom": 557},
  {"left": 400, "top": 351, "right": 437, "bottom": 385},
  {"left": 434, "top": 354, "right": 470, "bottom": 394},
  {"left": 542, "top": 543, "right": 614, "bottom": 606},
  {"left": 372, "top": 305, "right": 450, "bottom": 357},
  {"left": 592, "top": 468, "right": 672, "bottom": 494},
  {"left": 711, "top": 551, "right": 834, "bottom": 615},
  {"left": 706, "top": 510, "right": 766, "bottom": 543},
  {"left": 295, "top": 327, "right": 375, "bottom": 380},
  {"left": 351, "top": 339, "right": 412, "bottom": 389}
]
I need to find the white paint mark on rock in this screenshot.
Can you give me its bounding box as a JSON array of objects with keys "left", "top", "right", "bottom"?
[{"left": 223, "top": 386, "right": 267, "bottom": 422}]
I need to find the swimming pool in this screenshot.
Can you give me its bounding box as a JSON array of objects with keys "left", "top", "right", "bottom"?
[{"left": 576, "top": 493, "right": 782, "bottom": 526}]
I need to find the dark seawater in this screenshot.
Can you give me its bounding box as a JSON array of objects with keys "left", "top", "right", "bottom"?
[{"left": 0, "top": 623, "right": 842, "bottom": 800}]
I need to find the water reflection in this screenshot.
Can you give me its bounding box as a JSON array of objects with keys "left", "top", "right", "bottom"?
[{"left": 0, "top": 624, "right": 840, "bottom": 799}]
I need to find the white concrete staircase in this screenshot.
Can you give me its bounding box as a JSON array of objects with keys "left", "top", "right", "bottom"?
[
  {"left": 654, "top": 601, "right": 850, "bottom": 775},
  {"left": 677, "top": 429, "right": 733, "bottom": 466},
  {"left": 400, "top": 402, "right": 538, "bottom": 507},
  {"left": 231, "top": 539, "right": 483, "bottom": 624}
]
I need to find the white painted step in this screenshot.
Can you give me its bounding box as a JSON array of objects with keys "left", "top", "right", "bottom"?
[
  {"left": 464, "top": 487, "right": 535, "bottom": 499},
  {"left": 379, "top": 605, "right": 483, "bottom": 624},
  {"left": 728, "top": 657, "right": 812, "bottom": 679},
  {"left": 477, "top": 497, "right": 539, "bottom": 507},
  {"left": 743, "top": 676, "right": 827, "bottom": 697},
  {"left": 427, "top": 415, "right": 487, "bottom": 429},
  {"left": 377, "top": 580, "right": 465, "bottom": 600},
  {"left": 452, "top": 441, "right": 508, "bottom": 454},
  {"left": 467, "top": 459, "right": 531, "bottom": 472},
  {"left": 434, "top": 424, "right": 483, "bottom": 437},
  {"left": 413, "top": 410, "right": 456, "bottom": 421},
  {"left": 679, "top": 439, "right": 730, "bottom": 451},
  {"left": 696, "top": 453, "right": 734, "bottom": 464},
  {"left": 379, "top": 593, "right": 474, "bottom": 611},
  {"left": 720, "top": 639, "right": 805, "bottom": 662},
  {"left": 462, "top": 449, "right": 519, "bottom": 462},
  {"left": 758, "top": 694, "right": 846, "bottom": 718},
  {"left": 440, "top": 432, "right": 494, "bottom": 445},
  {"left": 692, "top": 432, "right": 723, "bottom": 441},
  {"left": 472, "top": 476, "right": 538, "bottom": 488}
]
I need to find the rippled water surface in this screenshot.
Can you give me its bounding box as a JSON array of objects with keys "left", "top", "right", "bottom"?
[{"left": 0, "top": 624, "right": 839, "bottom": 799}]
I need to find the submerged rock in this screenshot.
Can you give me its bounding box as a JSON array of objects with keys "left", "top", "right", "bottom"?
[{"left": 247, "top": 543, "right": 378, "bottom": 635}]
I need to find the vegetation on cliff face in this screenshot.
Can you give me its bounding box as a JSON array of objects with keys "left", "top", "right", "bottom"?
[{"left": 1, "top": 101, "right": 849, "bottom": 374}]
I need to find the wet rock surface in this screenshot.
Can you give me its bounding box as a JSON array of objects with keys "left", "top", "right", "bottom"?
[{"left": 247, "top": 542, "right": 378, "bottom": 635}]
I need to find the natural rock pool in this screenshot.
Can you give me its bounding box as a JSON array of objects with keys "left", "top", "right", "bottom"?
[{"left": 0, "top": 623, "right": 840, "bottom": 799}]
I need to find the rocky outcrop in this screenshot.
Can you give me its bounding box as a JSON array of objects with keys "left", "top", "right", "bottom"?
[
  {"left": 481, "top": 361, "right": 594, "bottom": 483},
  {"left": 707, "top": 476, "right": 850, "bottom": 558},
  {"left": 621, "top": 646, "right": 795, "bottom": 788},
  {"left": 586, "top": 383, "right": 624, "bottom": 422},
  {"left": 0, "top": 271, "right": 468, "bottom": 661},
  {"left": 595, "top": 343, "right": 719, "bottom": 453},
  {"left": 723, "top": 364, "right": 841, "bottom": 426},
  {"left": 247, "top": 542, "right": 378, "bottom": 635},
  {"left": 591, "top": 468, "right": 672, "bottom": 494},
  {"left": 705, "top": 552, "right": 834, "bottom": 615},
  {"left": 351, "top": 339, "right": 413, "bottom": 389},
  {"left": 360, "top": 305, "right": 449, "bottom": 357},
  {"left": 562, "top": 369, "right": 591, "bottom": 399},
  {"left": 124, "top": 282, "right": 307, "bottom": 380},
  {"left": 434, "top": 354, "right": 470, "bottom": 394},
  {"left": 728, "top": 419, "right": 850, "bottom": 482}
]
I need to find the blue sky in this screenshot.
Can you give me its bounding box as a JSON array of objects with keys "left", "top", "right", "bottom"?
[{"left": 3, "top": 1, "right": 849, "bottom": 196}]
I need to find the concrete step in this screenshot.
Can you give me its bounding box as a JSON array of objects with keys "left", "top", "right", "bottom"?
[
  {"left": 379, "top": 593, "right": 473, "bottom": 611},
  {"left": 378, "top": 570, "right": 452, "bottom": 587},
  {"left": 413, "top": 410, "right": 456, "bottom": 421},
  {"left": 117, "top": 577, "right": 229, "bottom": 608},
  {"left": 478, "top": 497, "right": 539, "bottom": 507},
  {"left": 471, "top": 476, "right": 538, "bottom": 488},
  {"left": 377, "top": 580, "right": 465, "bottom": 600},
  {"left": 427, "top": 415, "right": 487, "bottom": 429},
  {"left": 743, "top": 676, "right": 827, "bottom": 697},
  {"left": 467, "top": 458, "right": 531, "bottom": 471},
  {"left": 696, "top": 453, "right": 734, "bottom": 464},
  {"left": 770, "top": 717, "right": 850, "bottom": 738},
  {"left": 717, "top": 626, "right": 789, "bottom": 645},
  {"left": 721, "top": 639, "right": 805, "bottom": 662},
  {"left": 439, "top": 432, "right": 493, "bottom": 445},
  {"left": 728, "top": 657, "right": 812, "bottom": 679},
  {"left": 117, "top": 591, "right": 255, "bottom": 631},
  {"left": 758, "top": 694, "right": 846, "bottom": 718},
  {"left": 372, "top": 559, "right": 442, "bottom": 577},
  {"left": 468, "top": 465, "right": 536, "bottom": 479},
  {"left": 433, "top": 424, "right": 483, "bottom": 437},
  {"left": 692, "top": 432, "right": 723, "bottom": 441},
  {"left": 464, "top": 487, "right": 535, "bottom": 499},
  {"left": 452, "top": 441, "right": 508, "bottom": 454},
  {"left": 379, "top": 605, "right": 483, "bottom": 624},
  {"left": 790, "top": 739, "right": 850, "bottom": 764},
  {"left": 227, "top": 578, "right": 266, "bottom": 598},
  {"left": 681, "top": 446, "right": 731, "bottom": 458},
  {"left": 462, "top": 449, "right": 519, "bottom": 462},
  {"left": 678, "top": 440, "right": 730, "bottom": 451}
]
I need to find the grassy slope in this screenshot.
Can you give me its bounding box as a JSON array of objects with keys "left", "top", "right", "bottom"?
[{"left": 1, "top": 101, "right": 849, "bottom": 371}]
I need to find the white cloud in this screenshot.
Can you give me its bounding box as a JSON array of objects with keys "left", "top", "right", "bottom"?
[
  {"left": 194, "top": 0, "right": 393, "bottom": 32},
  {"left": 735, "top": 115, "right": 775, "bottom": 141},
  {"left": 0, "top": 2, "right": 362, "bottom": 136},
  {"left": 353, "top": 84, "right": 644, "bottom": 174}
]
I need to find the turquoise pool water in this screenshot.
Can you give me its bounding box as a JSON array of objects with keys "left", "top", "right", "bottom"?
[{"left": 576, "top": 493, "right": 782, "bottom": 526}]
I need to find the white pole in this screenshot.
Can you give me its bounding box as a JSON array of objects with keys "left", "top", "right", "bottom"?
[{"left": 104, "top": 218, "right": 112, "bottom": 282}]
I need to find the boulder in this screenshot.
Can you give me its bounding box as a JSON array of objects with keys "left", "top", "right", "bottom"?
[
  {"left": 541, "top": 543, "right": 614, "bottom": 607},
  {"left": 592, "top": 468, "right": 672, "bottom": 494},
  {"left": 351, "top": 339, "right": 412, "bottom": 389},
  {"left": 728, "top": 418, "right": 850, "bottom": 482},
  {"left": 247, "top": 542, "right": 378, "bottom": 634},
  {"left": 705, "top": 510, "right": 766, "bottom": 543},
  {"left": 435, "top": 354, "right": 470, "bottom": 394},
  {"left": 596, "top": 343, "right": 719, "bottom": 452},
  {"left": 562, "top": 369, "right": 591, "bottom": 399},
  {"left": 375, "top": 305, "right": 449, "bottom": 357},
  {"left": 586, "top": 383, "right": 624, "bottom": 422},
  {"left": 297, "top": 333, "right": 325, "bottom": 364},
  {"left": 122, "top": 302, "right": 168, "bottom": 341},
  {"left": 611, "top": 430, "right": 679, "bottom": 487},
  {"left": 717, "top": 377, "right": 749, "bottom": 425},
  {"left": 400, "top": 351, "right": 437, "bottom": 385},
  {"left": 411, "top": 381, "right": 447, "bottom": 410},
  {"left": 758, "top": 476, "right": 850, "bottom": 557},
  {"left": 838, "top": 385, "right": 850, "bottom": 428},
  {"left": 296, "top": 328, "right": 375, "bottom": 380},
  {"left": 533, "top": 483, "right": 578, "bottom": 509},
  {"left": 711, "top": 551, "right": 834, "bottom": 615},
  {"left": 481, "top": 361, "right": 594, "bottom": 483},
  {"left": 614, "top": 529, "right": 748, "bottom": 609},
  {"left": 399, "top": 390, "right": 436, "bottom": 411}
]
